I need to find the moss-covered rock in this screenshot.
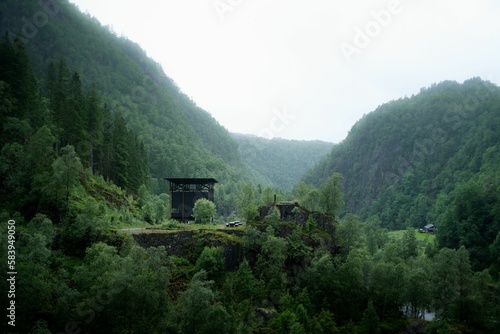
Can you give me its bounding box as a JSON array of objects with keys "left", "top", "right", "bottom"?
[{"left": 131, "top": 229, "right": 244, "bottom": 270}]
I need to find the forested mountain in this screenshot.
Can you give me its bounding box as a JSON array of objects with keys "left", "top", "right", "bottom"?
[
  {"left": 304, "top": 78, "right": 500, "bottom": 231},
  {"left": 0, "top": 0, "right": 243, "bottom": 193},
  {"left": 232, "top": 133, "right": 333, "bottom": 190},
  {"left": 1, "top": 1, "right": 500, "bottom": 333}
]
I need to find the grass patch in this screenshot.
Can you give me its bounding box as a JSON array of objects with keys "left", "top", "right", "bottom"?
[
  {"left": 388, "top": 229, "right": 436, "bottom": 252},
  {"left": 389, "top": 229, "right": 435, "bottom": 242},
  {"left": 113, "top": 219, "right": 150, "bottom": 229}
]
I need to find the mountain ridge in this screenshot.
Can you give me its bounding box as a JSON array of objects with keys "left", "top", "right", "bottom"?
[
  {"left": 232, "top": 132, "right": 334, "bottom": 190},
  {"left": 303, "top": 78, "right": 500, "bottom": 229},
  {"left": 0, "top": 0, "right": 245, "bottom": 192}
]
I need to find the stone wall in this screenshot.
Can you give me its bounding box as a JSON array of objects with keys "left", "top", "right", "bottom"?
[{"left": 131, "top": 229, "right": 244, "bottom": 270}]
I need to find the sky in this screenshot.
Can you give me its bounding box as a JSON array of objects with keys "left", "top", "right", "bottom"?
[{"left": 69, "top": 0, "right": 500, "bottom": 143}]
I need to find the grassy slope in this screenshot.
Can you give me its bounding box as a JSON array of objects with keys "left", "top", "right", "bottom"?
[{"left": 388, "top": 229, "right": 435, "bottom": 245}]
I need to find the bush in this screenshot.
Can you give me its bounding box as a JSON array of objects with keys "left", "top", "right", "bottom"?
[{"left": 193, "top": 198, "right": 216, "bottom": 224}]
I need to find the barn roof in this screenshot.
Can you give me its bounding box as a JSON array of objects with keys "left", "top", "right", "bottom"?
[{"left": 164, "top": 178, "right": 218, "bottom": 184}]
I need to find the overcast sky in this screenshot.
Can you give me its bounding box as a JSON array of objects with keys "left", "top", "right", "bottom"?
[{"left": 69, "top": 0, "right": 500, "bottom": 143}]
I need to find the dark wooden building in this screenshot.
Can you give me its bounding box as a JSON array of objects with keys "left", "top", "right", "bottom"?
[{"left": 164, "top": 178, "right": 217, "bottom": 221}]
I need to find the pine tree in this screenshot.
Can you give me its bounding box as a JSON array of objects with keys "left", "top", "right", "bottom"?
[
  {"left": 361, "top": 301, "right": 380, "bottom": 334},
  {"left": 98, "top": 104, "right": 113, "bottom": 180},
  {"left": 126, "top": 133, "right": 148, "bottom": 193},
  {"left": 67, "top": 72, "right": 85, "bottom": 145},
  {"left": 319, "top": 173, "right": 344, "bottom": 217},
  {"left": 46, "top": 145, "right": 83, "bottom": 217},
  {"left": 84, "top": 85, "right": 103, "bottom": 171},
  {"left": 45, "top": 61, "right": 57, "bottom": 123},
  {"left": 0, "top": 36, "right": 46, "bottom": 136},
  {"left": 0, "top": 36, "right": 42, "bottom": 124},
  {"left": 110, "top": 112, "right": 130, "bottom": 189}
]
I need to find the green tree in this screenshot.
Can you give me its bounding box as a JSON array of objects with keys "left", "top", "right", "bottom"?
[
  {"left": 404, "top": 257, "right": 432, "bottom": 318},
  {"left": 126, "top": 135, "right": 149, "bottom": 193},
  {"left": 299, "top": 250, "right": 336, "bottom": 313},
  {"left": 0, "top": 36, "right": 44, "bottom": 128},
  {"left": 51, "top": 59, "right": 72, "bottom": 145},
  {"left": 175, "top": 270, "right": 230, "bottom": 334},
  {"left": 242, "top": 225, "right": 263, "bottom": 254},
  {"left": 27, "top": 214, "right": 54, "bottom": 246},
  {"left": 337, "top": 214, "right": 364, "bottom": 256},
  {"left": 113, "top": 246, "right": 171, "bottom": 332},
  {"left": 360, "top": 301, "right": 380, "bottom": 334},
  {"left": 67, "top": 72, "right": 85, "bottom": 145},
  {"left": 431, "top": 246, "right": 477, "bottom": 322},
  {"left": 294, "top": 182, "right": 320, "bottom": 211},
  {"left": 27, "top": 125, "right": 56, "bottom": 210},
  {"left": 261, "top": 186, "right": 274, "bottom": 205},
  {"left": 270, "top": 310, "right": 300, "bottom": 334},
  {"left": 74, "top": 243, "right": 171, "bottom": 333},
  {"left": 0, "top": 142, "right": 30, "bottom": 211},
  {"left": 294, "top": 304, "right": 311, "bottom": 333},
  {"left": 233, "top": 299, "right": 260, "bottom": 334},
  {"left": 60, "top": 197, "right": 105, "bottom": 255},
  {"left": 287, "top": 227, "right": 312, "bottom": 265},
  {"left": 110, "top": 112, "right": 130, "bottom": 189},
  {"left": 400, "top": 227, "right": 418, "bottom": 259},
  {"left": 98, "top": 104, "right": 113, "bottom": 180},
  {"left": 73, "top": 242, "right": 124, "bottom": 324},
  {"left": 431, "top": 248, "right": 459, "bottom": 320},
  {"left": 490, "top": 231, "right": 500, "bottom": 277},
  {"left": 237, "top": 182, "right": 259, "bottom": 223},
  {"left": 453, "top": 246, "right": 473, "bottom": 322},
  {"left": 0, "top": 81, "right": 16, "bottom": 146},
  {"left": 231, "top": 259, "right": 262, "bottom": 303},
  {"left": 369, "top": 261, "right": 406, "bottom": 320},
  {"left": 437, "top": 179, "right": 500, "bottom": 271},
  {"left": 319, "top": 172, "right": 344, "bottom": 217},
  {"left": 142, "top": 193, "right": 169, "bottom": 224},
  {"left": 364, "top": 216, "right": 388, "bottom": 256},
  {"left": 256, "top": 234, "right": 288, "bottom": 303},
  {"left": 195, "top": 246, "right": 225, "bottom": 283},
  {"left": 265, "top": 205, "right": 281, "bottom": 225},
  {"left": 193, "top": 198, "right": 216, "bottom": 224},
  {"left": 46, "top": 145, "right": 83, "bottom": 216},
  {"left": 83, "top": 84, "right": 103, "bottom": 171},
  {"left": 316, "top": 309, "right": 339, "bottom": 334},
  {"left": 330, "top": 251, "right": 369, "bottom": 323},
  {"left": 16, "top": 232, "right": 53, "bottom": 330}
]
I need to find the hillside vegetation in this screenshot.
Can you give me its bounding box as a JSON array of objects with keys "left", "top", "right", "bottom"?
[
  {"left": 304, "top": 78, "right": 500, "bottom": 230},
  {"left": 1, "top": 1, "right": 499, "bottom": 333},
  {"left": 0, "top": 0, "right": 243, "bottom": 193},
  {"left": 232, "top": 133, "right": 333, "bottom": 190}
]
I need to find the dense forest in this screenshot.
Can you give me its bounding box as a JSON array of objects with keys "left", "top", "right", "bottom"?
[
  {"left": 232, "top": 134, "right": 333, "bottom": 191},
  {"left": 0, "top": 0, "right": 245, "bottom": 195},
  {"left": 0, "top": 0, "right": 330, "bottom": 204},
  {"left": 304, "top": 78, "right": 500, "bottom": 231},
  {"left": 1, "top": 0, "right": 500, "bottom": 333},
  {"left": 302, "top": 78, "right": 500, "bottom": 276}
]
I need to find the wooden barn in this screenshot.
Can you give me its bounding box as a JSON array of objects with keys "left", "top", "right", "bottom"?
[{"left": 164, "top": 178, "right": 217, "bottom": 221}]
